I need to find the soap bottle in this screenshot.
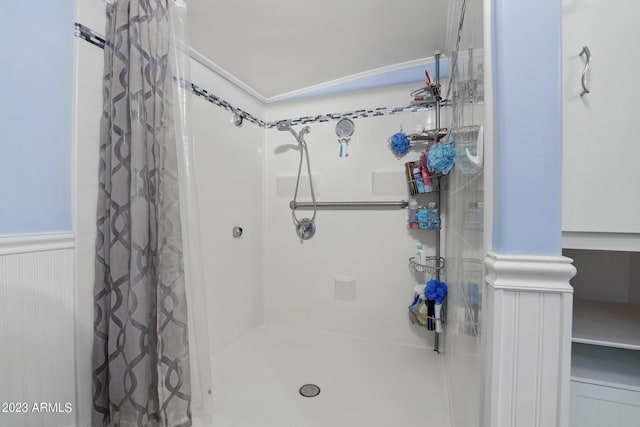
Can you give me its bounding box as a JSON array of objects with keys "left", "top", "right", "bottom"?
[
  {"left": 416, "top": 244, "right": 425, "bottom": 265},
  {"left": 416, "top": 205, "right": 429, "bottom": 229},
  {"left": 408, "top": 198, "right": 418, "bottom": 223},
  {"left": 421, "top": 167, "right": 433, "bottom": 192},
  {"left": 413, "top": 167, "right": 425, "bottom": 193},
  {"left": 427, "top": 202, "right": 440, "bottom": 229}
]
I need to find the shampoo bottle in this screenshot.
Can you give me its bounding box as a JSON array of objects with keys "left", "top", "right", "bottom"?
[
  {"left": 413, "top": 167, "right": 425, "bottom": 193},
  {"left": 408, "top": 198, "right": 418, "bottom": 223},
  {"left": 416, "top": 244, "right": 425, "bottom": 265}
]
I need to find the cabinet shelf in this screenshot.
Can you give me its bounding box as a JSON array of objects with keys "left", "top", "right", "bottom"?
[
  {"left": 572, "top": 299, "right": 640, "bottom": 351},
  {"left": 571, "top": 343, "right": 640, "bottom": 392}
]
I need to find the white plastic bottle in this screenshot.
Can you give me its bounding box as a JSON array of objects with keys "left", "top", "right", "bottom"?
[
  {"left": 416, "top": 244, "right": 425, "bottom": 265},
  {"left": 408, "top": 198, "right": 418, "bottom": 223}
]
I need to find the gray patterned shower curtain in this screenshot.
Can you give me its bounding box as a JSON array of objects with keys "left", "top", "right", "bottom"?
[{"left": 92, "top": 1, "right": 192, "bottom": 426}]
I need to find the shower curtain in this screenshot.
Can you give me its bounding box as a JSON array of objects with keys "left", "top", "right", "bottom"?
[{"left": 92, "top": 1, "right": 193, "bottom": 426}]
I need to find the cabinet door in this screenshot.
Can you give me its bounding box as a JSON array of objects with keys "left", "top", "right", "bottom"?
[
  {"left": 570, "top": 381, "right": 640, "bottom": 427},
  {"left": 562, "top": 0, "right": 640, "bottom": 233}
]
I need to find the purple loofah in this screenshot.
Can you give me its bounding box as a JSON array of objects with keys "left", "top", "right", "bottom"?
[{"left": 424, "top": 279, "right": 448, "bottom": 304}]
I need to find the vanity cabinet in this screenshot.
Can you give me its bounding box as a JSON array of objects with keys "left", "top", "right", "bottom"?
[
  {"left": 562, "top": 0, "right": 640, "bottom": 250},
  {"left": 563, "top": 6, "right": 640, "bottom": 421}
]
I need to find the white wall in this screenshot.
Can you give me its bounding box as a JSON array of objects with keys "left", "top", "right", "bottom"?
[
  {"left": 264, "top": 85, "right": 441, "bottom": 347},
  {"left": 189, "top": 61, "right": 265, "bottom": 356}
]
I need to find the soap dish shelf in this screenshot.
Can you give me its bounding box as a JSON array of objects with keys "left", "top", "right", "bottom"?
[
  {"left": 407, "top": 221, "right": 441, "bottom": 231},
  {"left": 408, "top": 256, "right": 445, "bottom": 275}
]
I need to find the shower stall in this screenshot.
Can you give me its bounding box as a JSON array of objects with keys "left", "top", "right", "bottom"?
[{"left": 72, "top": 0, "right": 486, "bottom": 426}]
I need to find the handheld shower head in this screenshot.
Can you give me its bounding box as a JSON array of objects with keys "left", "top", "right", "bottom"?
[{"left": 276, "top": 122, "right": 310, "bottom": 146}]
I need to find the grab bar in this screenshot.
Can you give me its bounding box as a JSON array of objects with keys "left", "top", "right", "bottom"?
[{"left": 289, "top": 200, "right": 408, "bottom": 210}]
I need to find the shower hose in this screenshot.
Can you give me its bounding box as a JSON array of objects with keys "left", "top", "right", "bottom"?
[{"left": 292, "top": 131, "right": 317, "bottom": 229}]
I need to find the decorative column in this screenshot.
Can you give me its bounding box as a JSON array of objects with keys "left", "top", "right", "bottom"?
[
  {"left": 483, "top": 0, "right": 576, "bottom": 426},
  {"left": 483, "top": 254, "right": 575, "bottom": 427}
]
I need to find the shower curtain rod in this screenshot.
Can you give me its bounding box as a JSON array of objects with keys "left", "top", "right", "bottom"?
[{"left": 289, "top": 200, "right": 408, "bottom": 210}]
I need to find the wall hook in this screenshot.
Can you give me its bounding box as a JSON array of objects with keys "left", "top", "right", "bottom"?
[
  {"left": 579, "top": 46, "right": 591, "bottom": 97},
  {"left": 231, "top": 113, "right": 244, "bottom": 127}
]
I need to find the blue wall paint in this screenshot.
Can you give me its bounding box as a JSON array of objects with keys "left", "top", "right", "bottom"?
[
  {"left": 491, "top": 0, "right": 563, "bottom": 255},
  {"left": 0, "top": 1, "right": 75, "bottom": 234}
]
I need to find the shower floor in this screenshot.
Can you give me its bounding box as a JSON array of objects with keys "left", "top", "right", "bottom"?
[{"left": 205, "top": 323, "right": 452, "bottom": 427}]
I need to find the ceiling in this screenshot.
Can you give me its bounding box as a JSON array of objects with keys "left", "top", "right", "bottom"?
[{"left": 188, "top": 0, "right": 450, "bottom": 102}]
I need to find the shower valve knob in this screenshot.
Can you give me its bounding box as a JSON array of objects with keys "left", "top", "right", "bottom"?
[{"left": 232, "top": 226, "right": 243, "bottom": 238}]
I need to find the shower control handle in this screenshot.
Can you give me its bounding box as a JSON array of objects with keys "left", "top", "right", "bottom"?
[{"left": 232, "top": 226, "right": 243, "bottom": 238}]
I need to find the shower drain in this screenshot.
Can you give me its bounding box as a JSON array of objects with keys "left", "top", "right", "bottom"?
[{"left": 299, "top": 384, "right": 321, "bottom": 398}]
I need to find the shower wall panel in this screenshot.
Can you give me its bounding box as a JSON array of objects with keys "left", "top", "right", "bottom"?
[
  {"left": 189, "top": 61, "right": 266, "bottom": 356},
  {"left": 264, "top": 85, "right": 443, "bottom": 348}
]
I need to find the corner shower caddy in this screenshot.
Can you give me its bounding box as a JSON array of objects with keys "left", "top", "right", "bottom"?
[{"left": 407, "top": 52, "right": 447, "bottom": 354}]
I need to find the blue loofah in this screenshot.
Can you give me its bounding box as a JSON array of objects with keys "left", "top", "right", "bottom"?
[
  {"left": 389, "top": 132, "right": 411, "bottom": 157},
  {"left": 427, "top": 141, "right": 456, "bottom": 174},
  {"left": 424, "top": 279, "right": 448, "bottom": 304}
]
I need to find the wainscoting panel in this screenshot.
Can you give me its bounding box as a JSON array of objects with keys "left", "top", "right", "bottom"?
[
  {"left": 0, "top": 236, "right": 75, "bottom": 427},
  {"left": 483, "top": 252, "right": 575, "bottom": 427}
]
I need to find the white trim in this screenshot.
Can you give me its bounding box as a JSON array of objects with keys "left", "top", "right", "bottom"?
[
  {"left": 189, "top": 48, "right": 441, "bottom": 105},
  {"left": 0, "top": 232, "right": 75, "bottom": 255},
  {"left": 485, "top": 251, "right": 575, "bottom": 294},
  {"left": 189, "top": 47, "right": 268, "bottom": 103},
  {"left": 482, "top": 251, "right": 576, "bottom": 427},
  {"left": 483, "top": 0, "right": 494, "bottom": 253},
  {"left": 264, "top": 56, "right": 439, "bottom": 104},
  {"left": 562, "top": 231, "right": 640, "bottom": 252}
]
